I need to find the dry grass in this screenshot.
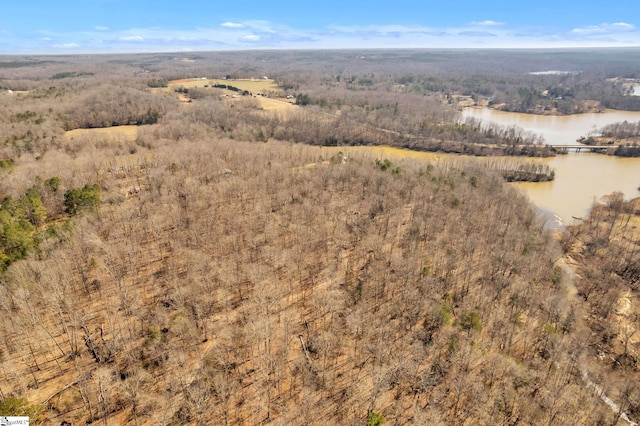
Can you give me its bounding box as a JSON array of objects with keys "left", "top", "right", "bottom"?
[
  {"left": 254, "top": 95, "right": 298, "bottom": 112},
  {"left": 164, "top": 77, "right": 285, "bottom": 108},
  {"left": 64, "top": 125, "right": 139, "bottom": 143},
  {"left": 168, "top": 78, "right": 279, "bottom": 93},
  {"left": 610, "top": 212, "right": 640, "bottom": 242},
  {"left": 147, "top": 87, "right": 169, "bottom": 94},
  {"left": 321, "top": 145, "right": 449, "bottom": 162}
]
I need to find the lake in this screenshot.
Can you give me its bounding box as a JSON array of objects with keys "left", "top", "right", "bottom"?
[
  {"left": 461, "top": 108, "right": 640, "bottom": 226},
  {"left": 461, "top": 108, "right": 640, "bottom": 146}
]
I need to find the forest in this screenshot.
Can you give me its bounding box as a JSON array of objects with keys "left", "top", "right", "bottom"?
[{"left": 0, "top": 49, "right": 638, "bottom": 425}]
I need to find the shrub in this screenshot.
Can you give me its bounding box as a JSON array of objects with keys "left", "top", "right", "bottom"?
[
  {"left": 295, "top": 93, "right": 311, "bottom": 106},
  {"left": 367, "top": 411, "right": 385, "bottom": 426},
  {"left": 0, "top": 159, "right": 15, "bottom": 169},
  {"left": 147, "top": 78, "right": 168, "bottom": 88},
  {"left": 460, "top": 311, "right": 482, "bottom": 332},
  {"left": 439, "top": 305, "right": 453, "bottom": 325},
  {"left": 0, "top": 396, "right": 42, "bottom": 422},
  {"left": 44, "top": 176, "right": 61, "bottom": 192}
]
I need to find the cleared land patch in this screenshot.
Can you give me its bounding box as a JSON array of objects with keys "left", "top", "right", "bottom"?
[
  {"left": 254, "top": 95, "right": 298, "bottom": 112},
  {"left": 168, "top": 77, "right": 279, "bottom": 93},
  {"left": 165, "top": 77, "right": 297, "bottom": 110},
  {"left": 64, "top": 124, "right": 139, "bottom": 143}
]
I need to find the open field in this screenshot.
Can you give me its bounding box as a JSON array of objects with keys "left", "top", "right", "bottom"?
[
  {"left": 163, "top": 77, "right": 292, "bottom": 108},
  {"left": 168, "top": 77, "right": 279, "bottom": 93},
  {"left": 253, "top": 95, "right": 297, "bottom": 111},
  {"left": 64, "top": 125, "right": 139, "bottom": 143}
]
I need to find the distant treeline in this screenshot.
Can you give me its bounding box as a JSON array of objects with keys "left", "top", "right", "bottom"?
[
  {"left": 591, "top": 120, "right": 640, "bottom": 157},
  {"left": 598, "top": 120, "right": 640, "bottom": 139},
  {"left": 396, "top": 72, "right": 640, "bottom": 113},
  {"left": 50, "top": 71, "right": 94, "bottom": 80}
]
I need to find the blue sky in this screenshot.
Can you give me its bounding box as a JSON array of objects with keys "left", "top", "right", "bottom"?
[{"left": 1, "top": 0, "right": 639, "bottom": 53}]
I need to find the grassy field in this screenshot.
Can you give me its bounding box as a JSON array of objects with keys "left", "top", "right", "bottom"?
[
  {"left": 166, "top": 77, "right": 295, "bottom": 110},
  {"left": 253, "top": 95, "right": 297, "bottom": 111},
  {"left": 162, "top": 77, "right": 291, "bottom": 108},
  {"left": 64, "top": 124, "right": 139, "bottom": 142},
  {"left": 168, "top": 77, "right": 279, "bottom": 93},
  {"left": 322, "top": 145, "right": 443, "bottom": 161}
]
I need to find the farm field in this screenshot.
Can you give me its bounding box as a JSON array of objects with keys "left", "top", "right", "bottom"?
[
  {"left": 253, "top": 95, "right": 297, "bottom": 111},
  {"left": 64, "top": 125, "right": 140, "bottom": 143},
  {"left": 168, "top": 77, "right": 279, "bottom": 93},
  {"left": 159, "top": 77, "right": 295, "bottom": 108}
]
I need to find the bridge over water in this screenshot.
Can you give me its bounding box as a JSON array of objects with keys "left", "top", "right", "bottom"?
[{"left": 552, "top": 144, "right": 619, "bottom": 152}]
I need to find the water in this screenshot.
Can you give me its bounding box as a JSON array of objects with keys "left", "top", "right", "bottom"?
[
  {"left": 461, "top": 108, "right": 640, "bottom": 146},
  {"left": 460, "top": 108, "right": 640, "bottom": 226},
  {"left": 514, "top": 154, "right": 640, "bottom": 227}
]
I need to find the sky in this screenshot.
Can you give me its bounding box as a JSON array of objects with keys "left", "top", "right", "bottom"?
[{"left": 1, "top": 0, "right": 640, "bottom": 54}]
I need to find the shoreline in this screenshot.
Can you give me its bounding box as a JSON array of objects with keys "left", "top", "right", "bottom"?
[{"left": 465, "top": 105, "right": 637, "bottom": 117}]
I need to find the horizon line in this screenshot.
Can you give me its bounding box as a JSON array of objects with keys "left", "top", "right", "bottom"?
[{"left": 3, "top": 45, "right": 640, "bottom": 57}]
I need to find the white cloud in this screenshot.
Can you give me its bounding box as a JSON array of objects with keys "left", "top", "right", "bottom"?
[
  {"left": 94, "top": 26, "right": 109, "bottom": 31},
  {"left": 571, "top": 25, "right": 602, "bottom": 34},
  {"left": 457, "top": 30, "right": 498, "bottom": 37},
  {"left": 241, "top": 34, "right": 261, "bottom": 42},
  {"left": 119, "top": 35, "right": 144, "bottom": 41},
  {"left": 6, "top": 18, "right": 640, "bottom": 54},
  {"left": 221, "top": 22, "right": 244, "bottom": 28},
  {"left": 571, "top": 22, "right": 635, "bottom": 34},
  {"left": 471, "top": 20, "right": 505, "bottom": 26},
  {"left": 52, "top": 43, "right": 79, "bottom": 48}
]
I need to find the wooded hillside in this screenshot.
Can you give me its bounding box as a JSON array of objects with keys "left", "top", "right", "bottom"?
[
  {"left": 0, "top": 135, "right": 599, "bottom": 425},
  {"left": 0, "top": 51, "right": 638, "bottom": 425}
]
